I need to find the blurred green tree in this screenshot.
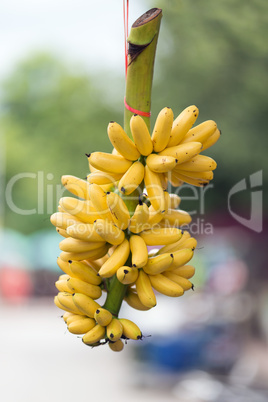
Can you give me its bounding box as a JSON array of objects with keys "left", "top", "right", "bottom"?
[{"left": 1, "top": 53, "right": 121, "bottom": 234}]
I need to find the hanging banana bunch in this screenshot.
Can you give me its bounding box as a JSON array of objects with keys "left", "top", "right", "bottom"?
[{"left": 51, "top": 104, "right": 220, "bottom": 351}]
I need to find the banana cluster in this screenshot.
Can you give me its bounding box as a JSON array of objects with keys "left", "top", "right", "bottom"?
[
  {"left": 87, "top": 105, "right": 220, "bottom": 204},
  {"left": 51, "top": 104, "right": 219, "bottom": 351}
]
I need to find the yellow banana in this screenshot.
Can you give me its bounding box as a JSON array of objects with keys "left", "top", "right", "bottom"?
[
  {"left": 124, "top": 288, "right": 152, "bottom": 311},
  {"left": 175, "top": 169, "right": 214, "bottom": 181},
  {"left": 163, "top": 271, "right": 193, "bottom": 290},
  {"left": 87, "top": 170, "right": 122, "bottom": 185},
  {"left": 106, "top": 318, "right": 123, "bottom": 341},
  {"left": 129, "top": 235, "right": 148, "bottom": 268},
  {"left": 117, "top": 266, "right": 139, "bottom": 284},
  {"left": 135, "top": 269, "right": 157, "bottom": 308},
  {"left": 180, "top": 120, "right": 217, "bottom": 144},
  {"left": 159, "top": 141, "right": 203, "bottom": 165},
  {"left": 168, "top": 105, "right": 199, "bottom": 147},
  {"left": 161, "top": 209, "right": 192, "bottom": 227},
  {"left": 82, "top": 324, "right": 106, "bottom": 345},
  {"left": 140, "top": 227, "right": 182, "bottom": 246},
  {"left": 67, "top": 277, "right": 102, "bottom": 299},
  {"left": 57, "top": 256, "right": 73, "bottom": 276},
  {"left": 88, "top": 152, "right": 132, "bottom": 174},
  {"left": 143, "top": 253, "right": 174, "bottom": 275},
  {"left": 54, "top": 295, "right": 76, "bottom": 314},
  {"left": 170, "top": 171, "right": 209, "bottom": 187},
  {"left": 68, "top": 260, "right": 101, "bottom": 285},
  {"left": 174, "top": 155, "right": 217, "bottom": 172},
  {"left": 59, "top": 197, "right": 101, "bottom": 224},
  {"left": 146, "top": 154, "right": 178, "bottom": 173},
  {"left": 59, "top": 237, "right": 105, "bottom": 253},
  {"left": 165, "top": 171, "right": 184, "bottom": 187},
  {"left": 157, "top": 231, "right": 191, "bottom": 254},
  {"left": 62, "top": 311, "right": 74, "bottom": 322},
  {"left": 109, "top": 339, "right": 124, "bottom": 352},
  {"left": 57, "top": 292, "right": 85, "bottom": 315},
  {"left": 201, "top": 128, "right": 221, "bottom": 152},
  {"left": 55, "top": 279, "right": 71, "bottom": 293},
  {"left": 118, "top": 161, "right": 145, "bottom": 195},
  {"left": 119, "top": 318, "right": 142, "bottom": 340},
  {"left": 93, "top": 219, "right": 125, "bottom": 245},
  {"left": 172, "top": 264, "right": 195, "bottom": 279},
  {"left": 129, "top": 202, "right": 149, "bottom": 234},
  {"left": 107, "top": 121, "right": 140, "bottom": 161},
  {"left": 72, "top": 293, "right": 100, "bottom": 317},
  {"left": 50, "top": 212, "right": 83, "bottom": 230},
  {"left": 144, "top": 165, "right": 165, "bottom": 213},
  {"left": 61, "top": 175, "right": 90, "bottom": 199},
  {"left": 105, "top": 191, "right": 130, "bottom": 230},
  {"left": 130, "top": 114, "right": 153, "bottom": 156},
  {"left": 168, "top": 248, "right": 194, "bottom": 270},
  {"left": 98, "top": 238, "right": 130, "bottom": 278},
  {"left": 151, "top": 107, "right": 174, "bottom": 152},
  {"left": 94, "top": 307, "right": 113, "bottom": 326},
  {"left": 56, "top": 227, "right": 69, "bottom": 238},
  {"left": 147, "top": 205, "right": 163, "bottom": 227},
  {"left": 149, "top": 274, "right": 184, "bottom": 297},
  {"left": 66, "top": 313, "right": 87, "bottom": 325},
  {"left": 169, "top": 193, "right": 181, "bottom": 209},
  {"left": 59, "top": 243, "right": 109, "bottom": 262},
  {"left": 88, "top": 183, "right": 114, "bottom": 221},
  {"left": 68, "top": 317, "right": 96, "bottom": 334},
  {"left": 66, "top": 223, "right": 104, "bottom": 242}
]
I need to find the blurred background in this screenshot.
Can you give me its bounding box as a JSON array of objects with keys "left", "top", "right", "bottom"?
[{"left": 0, "top": 0, "right": 267, "bottom": 401}]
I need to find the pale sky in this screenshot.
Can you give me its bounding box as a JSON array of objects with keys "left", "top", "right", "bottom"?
[{"left": 0, "top": 0, "right": 147, "bottom": 79}]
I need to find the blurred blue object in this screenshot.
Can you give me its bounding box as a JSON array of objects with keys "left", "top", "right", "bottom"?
[
  {"left": 0, "top": 228, "right": 32, "bottom": 270},
  {"left": 29, "top": 229, "right": 61, "bottom": 271},
  {"left": 135, "top": 324, "right": 240, "bottom": 373}
]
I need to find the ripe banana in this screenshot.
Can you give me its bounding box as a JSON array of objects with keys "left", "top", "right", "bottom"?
[
  {"left": 56, "top": 227, "right": 69, "bottom": 238},
  {"left": 157, "top": 231, "right": 191, "bottom": 254},
  {"left": 163, "top": 271, "right": 193, "bottom": 290},
  {"left": 169, "top": 193, "right": 181, "bottom": 209},
  {"left": 82, "top": 324, "right": 106, "bottom": 345},
  {"left": 107, "top": 121, "right": 140, "bottom": 161},
  {"left": 59, "top": 243, "right": 109, "bottom": 262},
  {"left": 144, "top": 165, "right": 165, "bottom": 213},
  {"left": 93, "top": 219, "right": 125, "bottom": 245},
  {"left": 174, "top": 155, "right": 217, "bottom": 172},
  {"left": 98, "top": 238, "right": 130, "bottom": 278},
  {"left": 201, "top": 128, "right": 221, "bottom": 152},
  {"left": 149, "top": 274, "right": 184, "bottom": 297},
  {"left": 140, "top": 227, "right": 182, "bottom": 246},
  {"left": 94, "top": 307, "right": 113, "bottom": 326},
  {"left": 72, "top": 293, "right": 100, "bottom": 318},
  {"left": 68, "top": 260, "right": 101, "bottom": 285},
  {"left": 165, "top": 171, "right": 184, "bottom": 187},
  {"left": 62, "top": 311, "right": 74, "bottom": 323},
  {"left": 172, "top": 264, "right": 195, "bottom": 279},
  {"left": 146, "top": 154, "right": 178, "bottom": 173},
  {"left": 129, "top": 202, "right": 149, "bottom": 234},
  {"left": 161, "top": 209, "right": 192, "bottom": 227},
  {"left": 106, "top": 318, "right": 123, "bottom": 341},
  {"left": 87, "top": 170, "right": 122, "bottom": 185},
  {"left": 147, "top": 205, "right": 163, "bottom": 227},
  {"left": 57, "top": 292, "right": 85, "bottom": 315},
  {"left": 59, "top": 237, "right": 105, "bottom": 253},
  {"left": 175, "top": 169, "right": 214, "bottom": 181},
  {"left": 180, "top": 120, "right": 217, "bottom": 144},
  {"left": 55, "top": 279, "right": 71, "bottom": 293},
  {"left": 129, "top": 235, "right": 148, "bottom": 268},
  {"left": 135, "top": 269, "right": 157, "bottom": 308},
  {"left": 61, "top": 175, "right": 90, "bottom": 199},
  {"left": 109, "top": 339, "right": 124, "bottom": 352},
  {"left": 67, "top": 277, "right": 102, "bottom": 299},
  {"left": 170, "top": 171, "right": 209, "bottom": 187},
  {"left": 106, "top": 191, "right": 130, "bottom": 230},
  {"left": 66, "top": 313, "right": 87, "bottom": 325},
  {"left": 118, "top": 161, "right": 145, "bottom": 195},
  {"left": 168, "top": 248, "right": 194, "bottom": 270},
  {"left": 66, "top": 223, "right": 104, "bottom": 242},
  {"left": 59, "top": 197, "right": 101, "bottom": 224},
  {"left": 130, "top": 114, "right": 153, "bottom": 156},
  {"left": 50, "top": 212, "right": 83, "bottom": 230},
  {"left": 119, "top": 318, "right": 142, "bottom": 340},
  {"left": 168, "top": 105, "right": 199, "bottom": 147},
  {"left": 143, "top": 252, "right": 174, "bottom": 275},
  {"left": 68, "top": 317, "right": 96, "bottom": 334},
  {"left": 88, "top": 183, "right": 114, "bottom": 221},
  {"left": 151, "top": 107, "right": 174, "bottom": 152},
  {"left": 124, "top": 288, "right": 152, "bottom": 311},
  {"left": 159, "top": 141, "right": 203, "bottom": 165},
  {"left": 57, "top": 256, "right": 73, "bottom": 276},
  {"left": 88, "top": 152, "right": 132, "bottom": 174},
  {"left": 117, "top": 266, "right": 139, "bottom": 285}
]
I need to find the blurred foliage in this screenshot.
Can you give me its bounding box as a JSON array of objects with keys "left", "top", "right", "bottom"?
[{"left": 1, "top": 0, "right": 267, "bottom": 234}]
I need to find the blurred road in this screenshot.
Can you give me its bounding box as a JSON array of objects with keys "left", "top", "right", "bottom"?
[{"left": 0, "top": 299, "right": 179, "bottom": 402}]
